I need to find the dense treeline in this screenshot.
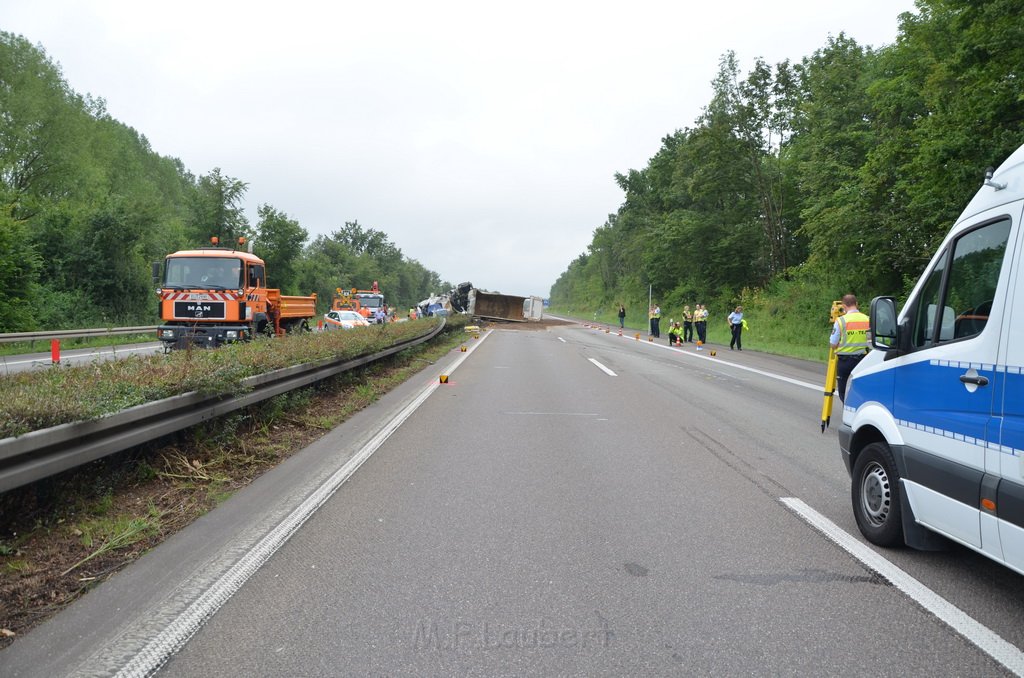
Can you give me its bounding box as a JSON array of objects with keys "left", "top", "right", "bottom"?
[
  {"left": 551, "top": 0, "right": 1024, "bottom": 328},
  {"left": 0, "top": 33, "right": 447, "bottom": 332}
]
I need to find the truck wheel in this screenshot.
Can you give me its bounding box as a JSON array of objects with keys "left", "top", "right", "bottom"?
[{"left": 851, "top": 441, "right": 904, "bottom": 547}]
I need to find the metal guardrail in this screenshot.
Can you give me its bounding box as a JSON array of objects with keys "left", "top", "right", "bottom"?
[
  {"left": 0, "top": 318, "right": 446, "bottom": 493},
  {"left": 0, "top": 326, "right": 158, "bottom": 344}
]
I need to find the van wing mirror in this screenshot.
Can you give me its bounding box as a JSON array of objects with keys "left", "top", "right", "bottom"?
[{"left": 869, "top": 296, "right": 898, "bottom": 350}]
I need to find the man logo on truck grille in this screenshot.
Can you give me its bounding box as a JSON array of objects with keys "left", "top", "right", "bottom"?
[{"left": 174, "top": 301, "right": 225, "bottom": 319}]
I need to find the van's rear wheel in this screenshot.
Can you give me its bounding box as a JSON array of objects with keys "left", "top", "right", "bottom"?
[{"left": 852, "top": 442, "right": 904, "bottom": 546}]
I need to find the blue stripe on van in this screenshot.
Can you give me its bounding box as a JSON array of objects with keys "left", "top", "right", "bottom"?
[
  {"left": 999, "top": 364, "right": 1024, "bottom": 456},
  {"left": 847, "top": 359, "right": 1023, "bottom": 456}
]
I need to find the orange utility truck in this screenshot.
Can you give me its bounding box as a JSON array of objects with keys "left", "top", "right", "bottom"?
[
  {"left": 334, "top": 281, "right": 386, "bottom": 323},
  {"left": 331, "top": 288, "right": 362, "bottom": 315},
  {"left": 156, "top": 237, "right": 318, "bottom": 349}
]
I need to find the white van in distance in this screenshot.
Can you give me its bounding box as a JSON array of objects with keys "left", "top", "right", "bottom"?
[{"left": 840, "top": 142, "right": 1024, "bottom": 574}]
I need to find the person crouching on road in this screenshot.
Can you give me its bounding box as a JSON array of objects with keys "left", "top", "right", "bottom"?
[
  {"left": 728, "top": 306, "right": 743, "bottom": 350},
  {"left": 669, "top": 321, "right": 682, "bottom": 346}
]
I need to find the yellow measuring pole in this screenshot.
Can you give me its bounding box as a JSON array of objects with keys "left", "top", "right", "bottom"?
[{"left": 821, "top": 300, "right": 845, "bottom": 432}]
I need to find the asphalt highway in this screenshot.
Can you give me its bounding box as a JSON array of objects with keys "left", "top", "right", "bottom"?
[{"left": 2, "top": 322, "right": 1021, "bottom": 677}]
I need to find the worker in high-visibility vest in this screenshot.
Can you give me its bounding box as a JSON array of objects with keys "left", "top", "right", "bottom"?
[
  {"left": 694, "top": 304, "right": 708, "bottom": 344},
  {"left": 668, "top": 321, "right": 683, "bottom": 346},
  {"left": 830, "top": 294, "right": 870, "bottom": 402},
  {"left": 649, "top": 304, "right": 661, "bottom": 338},
  {"left": 682, "top": 305, "right": 694, "bottom": 342}
]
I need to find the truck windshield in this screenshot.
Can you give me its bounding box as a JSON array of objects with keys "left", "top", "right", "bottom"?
[
  {"left": 164, "top": 257, "right": 243, "bottom": 289},
  {"left": 355, "top": 295, "right": 383, "bottom": 308}
]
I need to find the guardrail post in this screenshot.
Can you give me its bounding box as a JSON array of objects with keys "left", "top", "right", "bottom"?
[{"left": 51, "top": 339, "right": 60, "bottom": 365}]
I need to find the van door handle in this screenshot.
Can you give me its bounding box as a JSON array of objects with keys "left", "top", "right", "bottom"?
[{"left": 960, "top": 374, "right": 989, "bottom": 386}]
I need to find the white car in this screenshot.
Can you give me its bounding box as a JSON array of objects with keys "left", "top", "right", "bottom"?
[{"left": 324, "top": 310, "right": 370, "bottom": 330}]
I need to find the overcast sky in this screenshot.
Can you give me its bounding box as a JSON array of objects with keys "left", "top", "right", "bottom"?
[{"left": 4, "top": 0, "right": 918, "bottom": 297}]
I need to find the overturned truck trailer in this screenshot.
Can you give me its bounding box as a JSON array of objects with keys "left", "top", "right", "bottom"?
[{"left": 468, "top": 289, "right": 529, "bottom": 322}]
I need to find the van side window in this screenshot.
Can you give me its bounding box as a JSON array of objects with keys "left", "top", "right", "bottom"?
[
  {"left": 909, "top": 218, "right": 1011, "bottom": 348},
  {"left": 911, "top": 250, "right": 947, "bottom": 348}
]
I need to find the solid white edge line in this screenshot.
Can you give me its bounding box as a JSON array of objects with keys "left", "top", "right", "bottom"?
[
  {"left": 110, "top": 330, "right": 493, "bottom": 678},
  {"left": 2, "top": 345, "right": 159, "bottom": 367},
  {"left": 577, "top": 319, "right": 821, "bottom": 392},
  {"left": 587, "top": 357, "right": 617, "bottom": 377},
  {"left": 781, "top": 497, "right": 1024, "bottom": 676}
]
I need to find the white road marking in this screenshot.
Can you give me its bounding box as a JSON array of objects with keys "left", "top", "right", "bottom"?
[
  {"left": 1, "top": 345, "right": 159, "bottom": 367},
  {"left": 588, "top": 358, "right": 617, "bottom": 377},
  {"left": 587, "top": 324, "right": 820, "bottom": 392},
  {"left": 502, "top": 411, "right": 600, "bottom": 417},
  {"left": 1, "top": 356, "right": 50, "bottom": 367},
  {"left": 102, "top": 332, "right": 494, "bottom": 678},
  {"left": 558, "top": 337, "right": 566, "bottom": 343},
  {"left": 782, "top": 497, "right": 1024, "bottom": 676}
]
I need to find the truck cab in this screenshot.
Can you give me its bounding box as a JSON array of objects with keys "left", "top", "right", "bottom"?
[
  {"left": 156, "top": 238, "right": 315, "bottom": 349},
  {"left": 840, "top": 144, "right": 1024, "bottom": 573}
]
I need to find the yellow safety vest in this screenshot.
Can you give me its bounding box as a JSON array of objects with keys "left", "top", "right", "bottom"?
[{"left": 836, "top": 311, "right": 870, "bottom": 354}]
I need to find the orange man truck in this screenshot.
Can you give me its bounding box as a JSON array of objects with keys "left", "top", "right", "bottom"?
[{"left": 156, "top": 237, "right": 317, "bottom": 350}]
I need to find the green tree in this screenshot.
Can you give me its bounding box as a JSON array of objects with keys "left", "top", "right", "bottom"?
[
  {"left": 786, "top": 34, "right": 886, "bottom": 293},
  {"left": 190, "top": 168, "right": 249, "bottom": 246},
  {"left": 254, "top": 204, "right": 308, "bottom": 293},
  {"left": 0, "top": 33, "right": 90, "bottom": 220},
  {"left": 0, "top": 213, "right": 39, "bottom": 330}
]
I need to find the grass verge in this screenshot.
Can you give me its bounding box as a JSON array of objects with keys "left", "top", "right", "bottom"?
[{"left": 0, "top": 319, "right": 442, "bottom": 438}]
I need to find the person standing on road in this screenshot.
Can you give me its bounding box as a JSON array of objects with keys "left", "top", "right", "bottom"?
[
  {"left": 682, "top": 305, "right": 694, "bottom": 342},
  {"left": 649, "top": 304, "right": 661, "bottom": 338},
  {"left": 695, "top": 304, "right": 707, "bottom": 344},
  {"left": 830, "top": 294, "right": 870, "bottom": 402},
  {"left": 618, "top": 304, "right": 626, "bottom": 329},
  {"left": 728, "top": 306, "right": 744, "bottom": 350}
]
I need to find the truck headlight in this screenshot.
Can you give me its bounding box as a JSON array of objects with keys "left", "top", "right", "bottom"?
[
  {"left": 226, "top": 330, "right": 238, "bottom": 339},
  {"left": 159, "top": 329, "right": 175, "bottom": 339}
]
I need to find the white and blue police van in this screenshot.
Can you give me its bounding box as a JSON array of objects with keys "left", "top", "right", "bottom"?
[{"left": 840, "top": 142, "right": 1024, "bottom": 574}]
